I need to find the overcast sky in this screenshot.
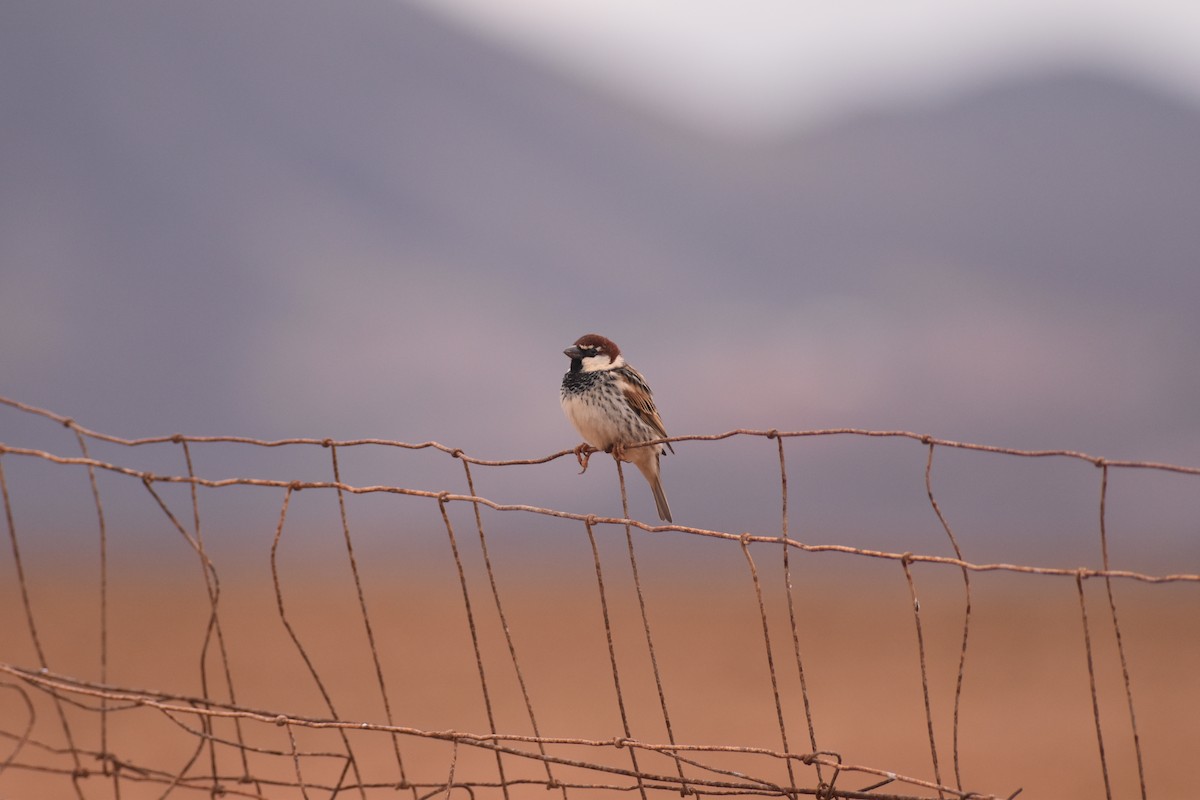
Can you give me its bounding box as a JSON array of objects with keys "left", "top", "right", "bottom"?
[
  {"left": 410, "top": 0, "right": 1200, "bottom": 137},
  {"left": 2, "top": 0, "right": 1198, "bottom": 566}
]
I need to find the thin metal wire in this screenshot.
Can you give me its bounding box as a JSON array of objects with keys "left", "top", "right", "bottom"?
[
  {"left": 1, "top": 441, "right": 1192, "bottom": 585},
  {"left": 1095, "top": 464, "right": 1147, "bottom": 800},
  {"left": 73, "top": 430, "right": 112, "bottom": 777},
  {"left": 330, "top": 444, "right": 414, "bottom": 792},
  {"left": 1, "top": 395, "right": 1196, "bottom": 800},
  {"left": 436, "top": 495, "right": 512, "bottom": 800},
  {"left": 740, "top": 535, "right": 799, "bottom": 795},
  {"left": 584, "top": 516, "right": 650, "bottom": 800},
  {"left": 774, "top": 434, "right": 822, "bottom": 785},
  {"left": 923, "top": 444, "right": 970, "bottom": 792},
  {"left": 459, "top": 458, "right": 567, "bottom": 800},
  {"left": 178, "top": 438, "right": 253, "bottom": 792},
  {"left": 4, "top": 394, "right": 1199, "bottom": 476},
  {"left": 285, "top": 720, "right": 313, "bottom": 800},
  {"left": 267, "top": 486, "right": 368, "bottom": 799},
  {"left": 0, "top": 456, "right": 87, "bottom": 800},
  {"left": 443, "top": 739, "right": 460, "bottom": 800},
  {"left": 901, "top": 557, "right": 943, "bottom": 796},
  {"left": 1, "top": 661, "right": 995, "bottom": 800},
  {"left": 0, "top": 683, "right": 36, "bottom": 776},
  {"left": 1075, "top": 572, "right": 1113, "bottom": 800},
  {"left": 614, "top": 460, "right": 691, "bottom": 793}
]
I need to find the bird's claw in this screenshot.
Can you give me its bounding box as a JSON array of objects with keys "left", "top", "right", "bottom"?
[
  {"left": 574, "top": 443, "right": 595, "bottom": 474},
  {"left": 608, "top": 442, "right": 627, "bottom": 462}
]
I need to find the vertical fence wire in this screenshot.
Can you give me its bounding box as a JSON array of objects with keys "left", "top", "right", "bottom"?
[
  {"left": 1076, "top": 571, "right": 1113, "bottom": 800},
  {"left": 901, "top": 556, "right": 944, "bottom": 797},
  {"left": 0, "top": 456, "right": 87, "bottom": 800},
  {"left": 614, "top": 459, "right": 691, "bottom": 794},
  {"left": 1095, "top": 463, "right": 1147, "bottom": 800},
  {"left": 0, "top": 396, "right": 1197, "bottom": 800},
  {"left": 330, "top": 444, "right": 415, "bottom": 794},
  {"left": 437, "top": 495, "right": 512, "bottom": 800},
  {"left": 460, "top": 458, "right": 569, "bottom": 800},
  {"left": 922, "top": 443, "right": 971, "bottom": 791},
  {"left": 773, "top": 433, "right": 823, "bottom": 787}
]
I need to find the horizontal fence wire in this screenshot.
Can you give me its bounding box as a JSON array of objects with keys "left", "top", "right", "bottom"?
[{"left": 1, "top": 394, "right": 1198, "bottom": 800}]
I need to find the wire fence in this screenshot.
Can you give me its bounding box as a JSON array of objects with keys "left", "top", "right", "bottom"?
[{"left": 1, "top": 394, "right": 1197, "bottom": 800}]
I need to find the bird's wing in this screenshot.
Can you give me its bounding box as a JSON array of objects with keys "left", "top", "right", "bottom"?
[{"left": 617, "top": 366, "right": 675, "bottom": 454}]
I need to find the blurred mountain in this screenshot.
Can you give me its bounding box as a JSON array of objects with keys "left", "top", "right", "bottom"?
[{"left": 2, "top": 0, "right": 1199, "bottom": 557}]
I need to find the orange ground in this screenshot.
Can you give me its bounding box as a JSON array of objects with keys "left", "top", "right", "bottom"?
[{"left": 3, "top": 537, "right": 1198, "bottom": 800}]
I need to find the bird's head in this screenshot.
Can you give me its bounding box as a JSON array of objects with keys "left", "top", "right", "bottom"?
[{"left": 564, "top": 334, "right": 624, "bottom": 372}]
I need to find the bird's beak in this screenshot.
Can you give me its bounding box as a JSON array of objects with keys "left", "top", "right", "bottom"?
[{"left": 563, "top": 345, "right": 584, "bottom": 359}]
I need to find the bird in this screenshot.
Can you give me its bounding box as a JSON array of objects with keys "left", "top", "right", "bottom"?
[{"left": 560, "top": 333, "right": 674, "bottom": 522}]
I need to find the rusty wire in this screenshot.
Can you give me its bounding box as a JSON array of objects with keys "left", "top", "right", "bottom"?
[{"left": 1, "top": 394, "right": 1197, "bottom": 800}]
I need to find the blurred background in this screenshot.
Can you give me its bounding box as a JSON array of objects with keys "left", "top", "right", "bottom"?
[
  {"left": 3, "top": 0, "right": 1200, "bottom": 559},
  {"left": 5, "top": 0, "right": 1200, "bottom": 454},
  {"left": 2, "top": 2, "right": 1200, "bottom": 798}
]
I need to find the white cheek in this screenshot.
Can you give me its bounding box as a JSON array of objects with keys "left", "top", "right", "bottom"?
[{"left": 581, "top": 354, "right": 625, "bottom": 372}]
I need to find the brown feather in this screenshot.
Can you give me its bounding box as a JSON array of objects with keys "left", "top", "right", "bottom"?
[
  {"left": 617, "top": 366, "right": 675, "bottom": 454},
  {"left": 573, "top": 334, "right": 621, "bottom": 364}
]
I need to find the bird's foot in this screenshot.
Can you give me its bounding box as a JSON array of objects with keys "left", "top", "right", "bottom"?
[
  {"left": 608, "top": 442, "right": 627, "bottom": 462},
  {"left": 574, "top": 443, "right": 596, "bottom": 474}
]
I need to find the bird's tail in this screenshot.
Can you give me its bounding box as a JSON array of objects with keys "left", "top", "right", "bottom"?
[
  {"left": 649, "top": 476, "right": 673, "bottom": 523},
  {"left": 630, "top": 449, "right": 673, "bottom": 523}
]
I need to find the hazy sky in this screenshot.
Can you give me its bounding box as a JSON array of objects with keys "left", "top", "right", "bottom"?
[
  {"left": 2, "top": 1, "right": 1198, "bottom": 563},
  {"left": 1, "top": 15, "right": 1195, "bottom": 800},
  {"left": 410, "top": 0, "right": 1200, "bottom": 137}
]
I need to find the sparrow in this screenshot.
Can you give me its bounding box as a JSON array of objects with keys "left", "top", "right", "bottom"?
[{"left": 560, "top": 334, "right": 674, "bottom": 522}]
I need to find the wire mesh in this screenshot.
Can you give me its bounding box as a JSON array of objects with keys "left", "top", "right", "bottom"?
[{"left": 1, "top": 395, "right": 1197, "bottom": 800}]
